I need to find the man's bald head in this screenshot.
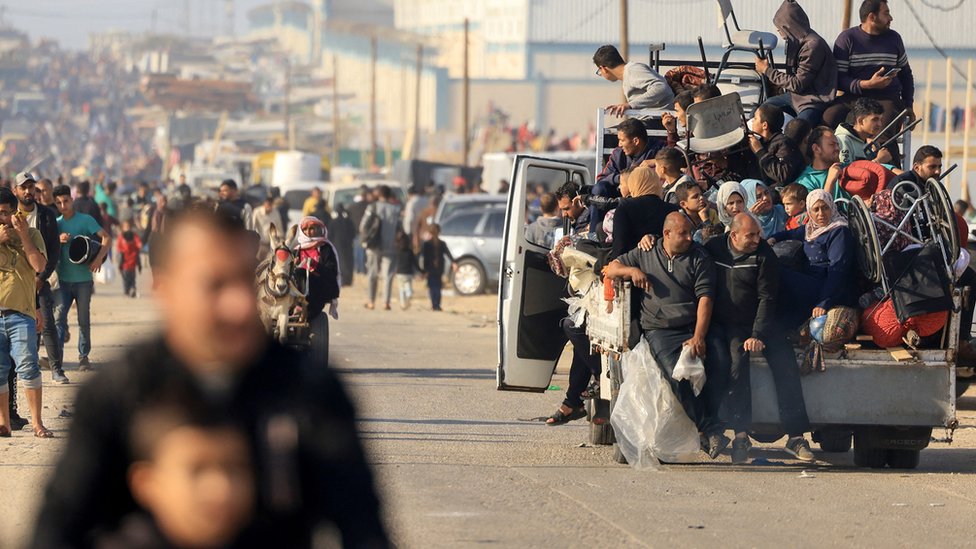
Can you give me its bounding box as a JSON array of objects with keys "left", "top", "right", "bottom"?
[
  {"left": 729, "top": 213, "right": 762, "bottom": 255},
  {"left": 662, "top": 211, "right": 693, "bottom": 255},
  {"left": 663, "top": 211, "right": 691, "bottom": 232}
]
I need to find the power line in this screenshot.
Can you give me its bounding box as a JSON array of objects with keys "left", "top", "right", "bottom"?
[
  {"left": 918, "top": 0, "right": 966, "bottom": 11},
  {"left": 899, "top": 0, "right": 975, "bottom": 91}
]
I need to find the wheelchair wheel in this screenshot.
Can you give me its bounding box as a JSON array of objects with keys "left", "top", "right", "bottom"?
[
  {"left": 848, "top": 195, "right": 883, "bottom": 284},
  {"left": 925, "top": 177, "right": 960, "bottom": 266},
  {"left": 891, "top": 180, "right": 921, "bottom": 212}
]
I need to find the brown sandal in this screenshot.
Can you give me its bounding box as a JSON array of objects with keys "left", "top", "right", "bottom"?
[{"left": 33, "top": 426, "right": 54, "bottom": 438}]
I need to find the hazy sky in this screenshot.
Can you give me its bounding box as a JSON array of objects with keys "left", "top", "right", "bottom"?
[{"left": 3, "top": 0, "right": 273, "bottom": 50}]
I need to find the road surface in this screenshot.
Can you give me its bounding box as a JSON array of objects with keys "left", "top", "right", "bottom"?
[{"left": 3, "top": 273, "right": 976, "bottom": 548}]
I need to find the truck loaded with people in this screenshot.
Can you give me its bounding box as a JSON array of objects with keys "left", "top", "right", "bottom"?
[{"left": 497, "top": 0, "right": 967, "bottom": 469}]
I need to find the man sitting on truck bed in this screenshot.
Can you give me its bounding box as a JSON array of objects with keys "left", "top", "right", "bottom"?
[
  {"left": 591, "top": 118, "right": 656, "bottom": 234},
  {"left": 593, "top": 44, "right": 674, "bottom": 117},
  {"left": 705, "top": 213, "right": 814, "bottom": 464},
  {"left": 605, "top": 213, "right": 729, "bottom": 459}
]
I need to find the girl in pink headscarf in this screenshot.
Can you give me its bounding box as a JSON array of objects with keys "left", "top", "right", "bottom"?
[{"left": 296, "top": 216, "right": 341, "bottom": 321}]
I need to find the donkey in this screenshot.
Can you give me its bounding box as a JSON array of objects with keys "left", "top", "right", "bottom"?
[{"left": 256, "top": 223, "right": 308, "bottom": 345}]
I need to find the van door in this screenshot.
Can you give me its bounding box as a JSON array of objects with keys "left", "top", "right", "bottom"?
[{"left": 497, "top": 156, "right": 590, "bottom": 392}]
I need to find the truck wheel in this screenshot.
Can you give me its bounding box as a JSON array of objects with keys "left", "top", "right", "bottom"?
[
  {"left": 749, "top": 433, "right": 785, "bottom": 444},
  {"left": 853, "top": 445, "right": 887, "bottom": 468},
  {"left": 612, "top": 443, "right": 628, "bottom": 464},
  {"left": 589, "top": 399, "right": 614, "bottom": 446},
  {"left": 816, "top": 431, "right": 853, "bottom": 453},
  {"left": 955, "top": 379, "right": 971, "bottom": 399},
  {"left": 886, "top": 449, "right": 921, "bottom": 469}
]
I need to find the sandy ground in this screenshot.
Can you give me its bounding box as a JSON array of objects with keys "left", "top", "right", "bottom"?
[{"left": 3, "top": 271, "right": 976, "bottom": 548}]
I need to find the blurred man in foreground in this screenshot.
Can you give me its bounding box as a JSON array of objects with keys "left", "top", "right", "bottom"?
[{"left": 31, "top": 209, "right": 388, "bottom": 548}]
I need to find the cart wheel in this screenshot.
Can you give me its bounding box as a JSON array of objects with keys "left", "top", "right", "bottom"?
[
  {"left": 926, "top": 177, "right": 960, "bottom": 266},
  {"left": 891, "top": 180, "right": 921, "bottom": 212},
  {"left": 847, "top": 195, "right": 883, "bottom": 284},
  {"left": 886, "top": 449, "right": 920, "bottom": 469}
]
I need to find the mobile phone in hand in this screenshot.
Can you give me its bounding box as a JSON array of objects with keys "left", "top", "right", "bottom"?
[{"left": 883, "top": 67, "right": 901, "bottom": 78}]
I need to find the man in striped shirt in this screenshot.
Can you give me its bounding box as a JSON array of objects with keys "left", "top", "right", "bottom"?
[{"left": 823, "top": 0, "right": 914, "bottom": 163}]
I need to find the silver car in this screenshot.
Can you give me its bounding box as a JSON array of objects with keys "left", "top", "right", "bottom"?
[{"left": 438, "top": 206, "right": 505, "bottom": 296}]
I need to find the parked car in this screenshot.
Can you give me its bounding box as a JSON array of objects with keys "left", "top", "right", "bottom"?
[
  {"left": 439, "top": 206, "right": 505, "bottom": 296},
  {"left": 278, "top": 180, "right": 407, "bottom": 228},
  {"left": 434, "top": 194, "right": 506, "bottom": 226}
]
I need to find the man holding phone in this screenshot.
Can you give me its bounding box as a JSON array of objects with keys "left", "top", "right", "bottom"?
[{"left": 823, "top": 0, "right": 915, "bottom": 163}]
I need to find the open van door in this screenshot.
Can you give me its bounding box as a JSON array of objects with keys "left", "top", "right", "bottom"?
[{"left": 497, "top": 156, "right": 591, "bottom": 392}]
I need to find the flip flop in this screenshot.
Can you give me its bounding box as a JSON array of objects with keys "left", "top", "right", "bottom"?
[
  {"left": 545, "top": 407, "right": 587, "bottom": 426},
  {"left": 33, "top": 426, "right": 54, "bottom": 439}
]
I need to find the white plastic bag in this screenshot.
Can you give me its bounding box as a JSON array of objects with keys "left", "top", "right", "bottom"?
[
  {"left": 672, "top": 345, "right": 706, "bottom": 396},
  {"left": 609, "top": 339, "right": 702, "bottom": 470},
  {"left": 95, "top": 259, "right": 117, "bottom": 285}
]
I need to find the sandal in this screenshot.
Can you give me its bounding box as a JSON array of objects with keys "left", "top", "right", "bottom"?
[
  {"left": 33, "top": 426, "right": 54, "bottom": 439},
  {"left": 580, "top": 381, "right": 600, "bottom": 400},
  {"left": 545, "top": 407, "right": 587, "bottom": 426},
  {"left": 364, "top": 303, "right": 375, "bottom": 310},
  {"left": 0, "top": 425, "right": 10, "bottom": 438}
]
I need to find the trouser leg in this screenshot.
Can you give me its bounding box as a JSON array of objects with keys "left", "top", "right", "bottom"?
[
  {"left": 763, "top": 330, "right": 811, "bottom": 436},
  {"left": 382, "top": 255, "right": 397, "bottom": 307},
  {"left": 366, "top": 250, "right": 380, "bottom": 303},
  {"left": 38, "top": 285, "right": 62, "bottom": 373},
  {"left": 644, "top": 328, "right": 699, "bottom": 428},
  {"left": 719, "top": 327, "right": 753, "bottom": 434},
  {"left": 797, "top": 106, "right": 825, "bottom": 126},
  {"left": 698, "top": 328, "right": 731, "bottom": 436},
  {"left": 6, "top": 368, "right": 16, "bottom": 418},
  {"left": 561, "top": 318, "right": 601, "bottom": 409},
  {"left": 428, "top": 275, "right": 442, "bottom": 309},
  {"left": 821, "top": 94, "right": 857, "bottom": 129},
  {"left": 75, "top": 282, "right": 93, "bottom": 360},
  {"left": 54, "top": 285, "right": 75, "bottom": 350},
  {"left": 763, "top": 93, "right": 797, "bottom": 117}
]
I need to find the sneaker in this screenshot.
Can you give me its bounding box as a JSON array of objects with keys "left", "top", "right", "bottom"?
[
  {"left": 10, "top": 414, "right": 29, "bottom": 431},
  {"left": 52, "top": 369, "right": 70, "bottom": 384},
  {"left": 78, "top": 357, "right": 92, "bottom": 372},
  {"left": 707, "top": 432, "right": 731, "bottom": 459},
  {"left": 785, "top": 436, "right": 816, "bottom": 462},
  {"left": 731, "top": 437, "right": 751, "bottom": 465}
]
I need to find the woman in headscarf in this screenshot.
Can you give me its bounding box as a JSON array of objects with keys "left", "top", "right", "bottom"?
[
  {"left": 296, "top": 216, "right": 341, "bottom": 362},
  {"left": 716, "top": 181, "right": 747, "bottom": 231},
  {"left": 740, "top": 179, "right": 788, "bottom": 237},
  {"left": 609, "top": 166, "right": 679, "bottom": 258},
  {"left": 768, "top": 189, "right": 857, "bottom": 327}
]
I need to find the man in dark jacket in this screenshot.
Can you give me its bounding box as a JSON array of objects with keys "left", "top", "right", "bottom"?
[
  {"left": 748, "top": 104, "right": 805, "bottom": 187},
  {"left": 757, "top": 0, "right": 837, "bottom": 125},
  {"left": 30, "top": 209, "right": 388, "bottom": 549},
  {"left": 72, "top": 180, "right": 104, "bottom": 228},
  {"left": 591, "top": 118, "right": 656, "bottom": 232},
  {"left": 13, "top": 172, "right": 67, "bottom": 385},
  {"left": 704, "top": 213, "right": 813, "bottom": 464}
]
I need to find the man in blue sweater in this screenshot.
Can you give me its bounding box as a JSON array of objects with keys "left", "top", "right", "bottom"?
[{"left": 823, "top": 0, "right": 915, "bottom": 162}]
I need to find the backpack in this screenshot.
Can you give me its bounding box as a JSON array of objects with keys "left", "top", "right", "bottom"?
[{"left": 359, "top": 204, "right": 382, "bottom": 249}]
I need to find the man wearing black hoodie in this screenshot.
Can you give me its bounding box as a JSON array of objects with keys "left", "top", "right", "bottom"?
[
  {"left": 748, "top": 104, "right": 806, "bottom": 187},
  {"left": 757, "top": 0, "right": 837, "bottom": 126},
  {"left": 705, "top": 213, "right": 813, "bottom": 465}
]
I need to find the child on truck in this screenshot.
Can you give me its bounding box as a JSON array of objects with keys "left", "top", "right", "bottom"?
[
  {"left": 781, "top": 183, "right": 809, "bottom": 230},
  {"left": 674, "top": 180, "right": 719, "bottom": 243}
]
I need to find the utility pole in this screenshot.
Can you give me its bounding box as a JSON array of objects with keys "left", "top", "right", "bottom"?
[
  {"left": 369, "top": 35, "right": 378, "bottom": 171},
  {"left": 620, "top": 0, "right": 629, "bottom": 61},
  {"left": 620, "top": 0, "right": 629, "bottom": 103},
  {"left": 842, "top": 0, "right": 852, "bottom": 30},
  {"left": 462, "top": 18, "right": 470, "bottom": 167},
  {"left": 414, "top": 44, "right": 423, "bottom": 159},
  {"left": 284, "top": 55, "right": 293, "bottom": 150},
  {"left": 332, "top": 54, "right": 340, "bottom": 169}
]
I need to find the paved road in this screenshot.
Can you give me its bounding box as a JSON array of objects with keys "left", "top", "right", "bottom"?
[{"left": 3, "top": 274, "right": 976, "bottom": 548}]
